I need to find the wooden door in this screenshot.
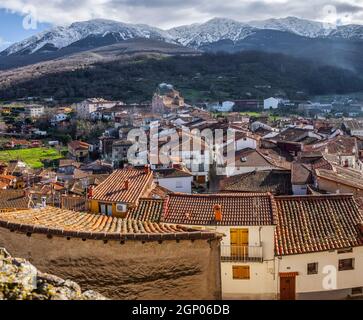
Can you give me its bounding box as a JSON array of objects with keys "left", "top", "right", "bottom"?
[
  {"left": 280, "top": 275, "right": 296, "bottom": 300},
  {"left": 230, "top": 229, "right": 249, "bottom": 257}
]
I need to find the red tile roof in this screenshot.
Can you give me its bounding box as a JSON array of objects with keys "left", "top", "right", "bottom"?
[
  {"left": 127, "top": 198, "right": 164, "bottom": 222},
  {"left": 68, "top": 141, "right": 90, "bottom": 151},
  {"left": 275, "top": 194, "right": 363, "bottom": 256},
  {"left": 0, "top": 207, "right": 221, "bottom": 241},
  {"left": 91, "top": 168, "right": 153, "bottom": 204},
  {"left": 0, "top": 189, "right": 30, "bottom": 211},
  {"left": 162, "top": 193, "right": 276, "bottom": 226}
]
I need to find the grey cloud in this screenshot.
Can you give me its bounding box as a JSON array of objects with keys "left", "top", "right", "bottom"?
[{"left": 1, "top": 0, "right": 362, "bottom": 28}]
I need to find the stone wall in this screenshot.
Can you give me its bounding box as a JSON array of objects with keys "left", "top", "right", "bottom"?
[{"left": 0, "top": 228, "right": 222, "bottom": 300}]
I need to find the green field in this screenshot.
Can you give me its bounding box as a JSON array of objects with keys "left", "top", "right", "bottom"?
[{"left": 0, "top": 147, "right": 64, "bottom": 169}]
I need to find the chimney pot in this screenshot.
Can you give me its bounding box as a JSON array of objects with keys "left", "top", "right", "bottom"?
[
  {"left": 214, "top": 204, "right": 222, "bottom": 222},
  {"left": 144, "top": 165, "right": 151, "bottom": 175},
  {"left": 87, "top": 186, "right": 94, "bottom": 199}
]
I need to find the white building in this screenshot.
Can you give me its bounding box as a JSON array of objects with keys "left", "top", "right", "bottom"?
[
  {"left": 264, "top": 97, "right": 282, "bottom": 110},
  {"left": 25, "top": 105, "right": 45, "bottom": 118},
  {"left": 75, "top": 98, "right": 117, "bottom": 119},
  {"left": 162, "top": 193, "right": 363, "bottom": 300},
  {"left": 209, "top": 101, "right": 235, "bottom": 112},
  {"left": 51, "top": 113, "right": 68, "bottom": 125},
  {"left": 153, "top": 168, "right": 193, "bottom": 194},
  {"left": 162, "top": 193, "right": 277, "bottom": 299}
]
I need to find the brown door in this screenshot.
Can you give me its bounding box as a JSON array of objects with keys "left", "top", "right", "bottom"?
[
  {"left": 280, "top": 274, "right": 297, "bottom": 300},
  {"left": 230, "top": 229, "right": 249, "bottom": 258}
]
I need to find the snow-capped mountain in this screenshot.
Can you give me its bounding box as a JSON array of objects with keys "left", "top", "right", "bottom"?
[
  {"left": 2, "top": 16, "right": 363, "bottom": 56},
  {"left": 1, "top": 19, "right": 174, "bottom": 56},
  {"left": 168, "top": 18, "right": 256, "bottom": 47},
  {"left": 329, "top": 24, "right": 363, "bottom": 40},
  {"left": 249, "top": 16, "right": 333, "bottom": 38}
]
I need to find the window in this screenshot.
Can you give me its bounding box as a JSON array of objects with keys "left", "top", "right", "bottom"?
[
  {"left": 307, "top": 263, "right": 318, "bottom": 275},
  {"left": 232, "top": 266, "right": 250, "bottom": 280},
  {"left": 339, "top": 258, "right": 355, "bottom": 271}
]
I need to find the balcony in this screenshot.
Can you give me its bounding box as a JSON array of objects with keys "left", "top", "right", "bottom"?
[{"left": 221, "top": 245, "right": 263, "bottom": 263}]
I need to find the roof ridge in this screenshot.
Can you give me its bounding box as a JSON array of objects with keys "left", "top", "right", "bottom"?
[
  {"left": 168, "top": 192, "right": 270, "bottom": 198},
  {"left": 276, "top": 193, "right": 354, "bottom": 200}
]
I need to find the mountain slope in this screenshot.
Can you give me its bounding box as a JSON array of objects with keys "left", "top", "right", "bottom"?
[
  {"left": 1, "top": 19, "right": 174, "bottom": 56},
  {"left": 200, "top": 29, "right": 363, "bottom": 73},
  {"left": 2, "top": 16, "right": 363, "bottom": 58},
  {"left": 1, "top": 51, "right": 362, "bottom": 103},
  {"left": 168, "top": 18, "right": 256, "bottom": 47},
  {"left": 249, "top": 16, "right": 333, "bottom": 38},
  {"left": 0, "top": 39, "right": 199, "bottom": 87}
]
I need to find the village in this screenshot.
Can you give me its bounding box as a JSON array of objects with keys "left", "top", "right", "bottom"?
[{"left": 0, "top": 83, "right": 363, "bottom": 300}]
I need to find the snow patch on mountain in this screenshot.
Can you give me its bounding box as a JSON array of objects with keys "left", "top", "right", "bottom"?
[
  {"left": 2, "top": 19, "right": 174, "bottom": 56},
  {"left": 249, "top": 16, "right": 334, "bottom": 38},
  {"left": 2, "top": 16, "right": 363, "bottom": 56},
  {"left": 168, "top": 18, "right": 256, "bottom": 47}
]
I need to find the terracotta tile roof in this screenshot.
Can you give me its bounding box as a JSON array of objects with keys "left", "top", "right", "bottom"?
[
  {"left": 315, "top": 165, "right": 363, "bottom": 190},
  {"left": 150, "top": 185, "right": 173, "bottom": 199},
  {"left": 59, "top": 160, "right": 82, "bottom": 168},
  {"left": 127, "top": 198, "right": 164, "bottom": 222},
  {"left": 291, "top": 162, "right": 313, "bottom": 185},
  {"left": 221, "top": 170, "right": 292, "bottom": 195},
  {"left": 154, "top": 168, "right": 193, "bottom": 179},
  {"left": 0, "top": 207, "right": 221, "bottom": 241},
  {"left": 307, "top": 136, "right": 357, "bottom": 156},
  {"left": 162, "top": 193, "right": 276, "bottom": 226},
  {"left": 68, "top": 141, "right": 90, "bottom": 151},
  {"left": 0, "top": 175, "right": 16, "bottom": 182},
  {"left": 275, "top": 194, "right": 363, "bottom": 256},
  {"left": 61, "top": 196, "right": 88, "bottom": 212},
  {"left": 91, "top": 168, "right": 153, "bottom": 204},
  {"left": 0, "top": 189, "right": 30, "bottom": 210},
  {"left": 0, "top": 181, "right": 8, "bottom": 189}
]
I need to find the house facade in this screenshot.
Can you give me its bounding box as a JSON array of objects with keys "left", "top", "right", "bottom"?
[
  {"left": 161, "top": 193, "right": 278, "bottom": 299},
  {"left": 160, "top": 192, "right": 363, "bottom": 300},
  {"left": 153, "top": 168, "right": 193, "bottom": 194},
  {"left": 89, "top": 167, "right": 154, "bottom": 217},
  {"left": 76, "top": 98, "right": 117, "bottom": 119},
  {"left": 264, "top": 97, "right": 282, "bottom": 110},
  {"left": 68, "top": 141, "right": 91, "bottom": 162}
]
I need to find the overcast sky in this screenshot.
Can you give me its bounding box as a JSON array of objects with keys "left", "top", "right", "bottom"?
[{"left": 0, "top": 0, "right": 363, "bottom": 49}]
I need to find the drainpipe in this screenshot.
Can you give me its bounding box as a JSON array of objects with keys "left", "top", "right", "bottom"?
[{"left": 258, "top": 227, "right": 262, "bottom": 246}]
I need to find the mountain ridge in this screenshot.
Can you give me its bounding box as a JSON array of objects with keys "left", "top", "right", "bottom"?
[{"left": 2, "top": 16, "right": 363, "bottom": 56}]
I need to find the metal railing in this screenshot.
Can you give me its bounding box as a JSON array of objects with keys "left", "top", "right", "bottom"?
[{"left": 221, "top": 245, "right": 263, "bottom": 262}]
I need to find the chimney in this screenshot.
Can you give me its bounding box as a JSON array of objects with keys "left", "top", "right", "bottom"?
[
  {"left": 214, "top": 204, "right": 222, "bottom": 222},
  {"left": 87, "top": 186, "right": 94, "bottom": 199},
  {"left": 144, "top": 165, "right": 151, "bottom": 175},
  {"left": 41, "top": 196, "right": 47, "bottom": 208},
  {"left": 124, "top": 179, "right": 129, "bottom": 190}
]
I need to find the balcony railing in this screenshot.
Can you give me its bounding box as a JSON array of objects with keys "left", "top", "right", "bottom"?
[{"left": 221, "top": 245, "right": 263, "bottom": 263}]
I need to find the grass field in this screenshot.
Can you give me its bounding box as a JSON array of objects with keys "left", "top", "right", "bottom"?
[{"left": 0, "top": 147, "right": 64, "bottom": 169}]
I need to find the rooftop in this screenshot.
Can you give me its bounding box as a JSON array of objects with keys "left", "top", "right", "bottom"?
[
  {"left": 315, "top": 165, "right": 363, "bottom": 190},
  {"left": 91, "top": 167, "right": 153, "bottom": 204},
  {"left": 153, "top": 168, "right": 193, "bottom": 179},
  {"left": 275, "top": 194, "right": 363, "bottom": 256},
  {"left": 0, "top": 207, "right": 220, "bottom": 241},
  {"left": 127, "top": 198, "right": 164, "bottom": 222},
  {"left": 68, "top": 141, "right": 90, "bottom": 151},
  {"left": 0, "top": 189, "right": 30, "bottom": 211},
  {"left": 221, "top": 170, "right": 292, "bottom": 195},
  {"left": 162, "top": 193, "right": 276, "bottom": 226}
]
